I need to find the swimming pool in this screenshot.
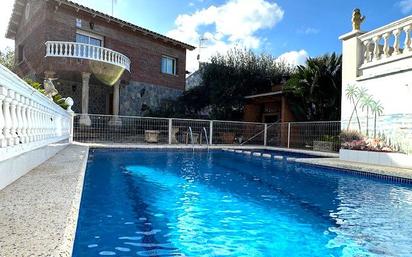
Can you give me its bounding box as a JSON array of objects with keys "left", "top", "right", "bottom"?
[{"left": 73, "top": 149, "right": 412, "bottom": 256}]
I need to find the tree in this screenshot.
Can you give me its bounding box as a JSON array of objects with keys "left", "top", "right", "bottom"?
[
  {"left": 0, "top": 47, "right": 15, "bottom": 71},
  {"left": 370, "top": 100, "right": 384, "bottom": 138},
  {"left": 148, "top": 48, "right": 292, "bottom": 120},
  {"left": 284, "top": 53, "right": 342, "bottom": 121},
  {"left": 360, "top": 94, "right": 374, "bottom": 136}
]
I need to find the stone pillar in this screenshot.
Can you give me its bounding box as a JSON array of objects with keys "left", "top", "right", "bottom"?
[
  {"left": 339, "top": 30, "right": 365, "bottom": 122},
  {"left": 109, "top": 80, "right": 122, "bottom": 126},
  {"left": 79, "top": 72, "right": 91, "bottom": 126}
]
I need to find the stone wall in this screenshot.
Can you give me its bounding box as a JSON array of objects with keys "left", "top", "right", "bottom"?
[
  {"left": 56, "top": 79, "right": 112, "bottom": 114},
  {"left": 120, "top": 81, "right": 182, "bottom": 116}
]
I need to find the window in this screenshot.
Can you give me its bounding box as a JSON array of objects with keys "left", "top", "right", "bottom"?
[
  {"left": 17, "top": 45, "right": 24, "bottom": 63},
  {"left": 75, "top": 32, "right": 102, "bottom": 46},
  {"left": 75, "top": 31, "right": 103, "bottom": 57},
  {"left": 161, "top": 56, "right": 177, "bottom": 75}
]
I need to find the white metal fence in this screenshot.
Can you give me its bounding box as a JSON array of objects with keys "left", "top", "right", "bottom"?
[{"left": 73, "top": 114, "right": 341, "bottom": 152}]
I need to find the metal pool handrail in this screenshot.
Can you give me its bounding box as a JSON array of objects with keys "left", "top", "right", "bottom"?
[
  {"left": 188, "top": 126, "right": 194, "bottom": 151},
  {"left": 203, "top": 127, "right": 209, "bottom": 151}
]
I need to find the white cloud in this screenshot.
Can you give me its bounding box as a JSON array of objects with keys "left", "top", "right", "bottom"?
[
  {"left": 167, "top": 0, "right": 284, "bottom": 73},
  {"left": 297, "top": 27, "right": 320, "bottom": 35},
  {"left": 276, "top": 50, "right": 308, "bottom": 66},
  {"left": 399, "top": 0, "right": 412, "bottom": 14},
  {"left": 0, "top": 0, "right": 15, "bottom": 50}
]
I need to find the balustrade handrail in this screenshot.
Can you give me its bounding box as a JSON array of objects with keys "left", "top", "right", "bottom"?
[
  {"left": 359, "top": 15, "right": 412, "bottom": 41},
  {"left": 357, "top": 15, "right": 412, "bottom": 67},
  {"left": 45, "top": 41, "right": 131, "bottom": 72}
]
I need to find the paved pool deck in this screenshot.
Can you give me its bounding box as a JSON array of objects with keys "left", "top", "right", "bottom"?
[{"left": 0, "top": 144, "right": 89, "bottom": 257}]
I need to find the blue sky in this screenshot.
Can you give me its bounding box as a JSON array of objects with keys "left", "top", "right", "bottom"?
[{"left": 1, "top": 0, "right": 412, "bottom": 72}]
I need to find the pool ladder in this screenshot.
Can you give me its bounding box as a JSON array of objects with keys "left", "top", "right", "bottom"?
[
  {"left": 188, "top": 127, "right": 195, "bottom": 151},
  {"left": 202, "top": 127, "right": 209, "bottom": 151}
]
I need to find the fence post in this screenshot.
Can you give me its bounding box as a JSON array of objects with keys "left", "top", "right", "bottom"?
[
  {"left": 209, "top": 120, "right": 213, "bottom": 145},
  {"left": 264, "top": 123, "right": 267, "bottom": 146},
  {"left": 287, "top": 122, "right": 291, "bottom": 148},
  {"left": 168, "top": 118, "right": 172, "bottom": 144}
]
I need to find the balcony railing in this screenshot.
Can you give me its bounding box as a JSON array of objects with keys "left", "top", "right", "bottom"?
[
  {"left": 359, "top": 15, "right": 412, "bottom": 68},
  {"left": 45, "top": 41, "right": 131, "bottom": 72}
]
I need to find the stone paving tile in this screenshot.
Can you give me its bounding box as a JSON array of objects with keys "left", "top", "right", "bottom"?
[{"left": 0, "top": 145, "right": 89, "bottom": 257}]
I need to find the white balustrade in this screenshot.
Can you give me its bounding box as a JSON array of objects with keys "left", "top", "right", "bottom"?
[
  {"left": 45, "top": 41, "right": 131, "bottom": 72},
  {"left": 359, "top": 16, "right": 412, "bottom": 67},
  {"left": 0, "top": 64, "right": 73, "bottom": 162}
]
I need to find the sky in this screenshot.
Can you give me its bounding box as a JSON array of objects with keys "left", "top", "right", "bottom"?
[{"left": 1, "top": 0, "right": 412, "bottom": 72}]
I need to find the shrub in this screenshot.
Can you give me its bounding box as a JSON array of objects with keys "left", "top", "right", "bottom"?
[
  {"left": 340, "top": 130, "right": 395, "bottom": 152},
  {"left": 340, "top": 130, "right": 363, "bottom": 143}
]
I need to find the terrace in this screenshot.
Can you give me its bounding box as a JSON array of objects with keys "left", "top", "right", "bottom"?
[{"left": 1, "top": 9, "right": 412, "bottom": 257}]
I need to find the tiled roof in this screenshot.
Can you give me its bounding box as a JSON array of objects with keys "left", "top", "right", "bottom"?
[{"left": 6, "top": 0, "right": 195, "bottom": 50}]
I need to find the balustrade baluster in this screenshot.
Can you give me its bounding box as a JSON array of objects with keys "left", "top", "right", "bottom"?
[
  {"left": 15, "top": 93, "right": 22, "bottom": 144},
  {"left": 9, "top": 90, "right": 18, "bottom": 146},
  {"left": 404, "top": 25, "right": 412, "bottom": 52},
  {"left": 392, "top": 29, "right": 401, "bottom": 55},
  {"left": 3, "top": 90, "right": 12, "bottom": 146},
  {"left": 33, "top": 102, "right": 39, "bottom": 141},
  {"left": 21, "top": 96, "right": 28, "bottom": 143},
  {"left": 0, "top": 86, "right": 6, "bottom": 147},
  {"left": 363, "top": 39, "right": 372, "bottom": 63},
  {"left": 373, "top": 35, "right": 382, "bottom": 60},
  {"left": 383, "top": 33, "right": 391, "bottom": 57}
]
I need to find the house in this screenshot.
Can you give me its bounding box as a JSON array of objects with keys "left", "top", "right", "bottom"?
[
  {"left": 6, "top": 0, "right": 195, "bottom": 125},
  {"left": 243, "top": 83, "right": 295, "bottom": 123},
  {"left": 185, "top": 63, "right": 206, "bottom": 90}
]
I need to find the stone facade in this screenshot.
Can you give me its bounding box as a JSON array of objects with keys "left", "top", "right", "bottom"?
[{"left": 120, "top": 82, "right": 183, "bottom": 116}]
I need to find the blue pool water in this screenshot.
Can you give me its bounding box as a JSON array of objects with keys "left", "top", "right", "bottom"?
[{"left": 73, "top": 149, "right": 412, "bottom": 257}]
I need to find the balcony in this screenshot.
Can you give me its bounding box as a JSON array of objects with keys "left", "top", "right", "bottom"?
[
  {"left": 357, "top": 16, "right": 412, "bottom": 79},
  {"left": 45, "top": 41, "right": 131, "bottom": 72}
]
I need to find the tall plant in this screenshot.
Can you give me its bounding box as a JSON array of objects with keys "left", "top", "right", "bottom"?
[
  {"left": 370, "top": 100, "right": 384, "bottom": 138},
  {"left": 345, "top": 84, "right": 366, "bottom": 131},
  {"left": 284, "top": 53, "right": 342, "bottom": 121},
  {"left": 360, "top": 94, "right": 374, "bottom": 136}
]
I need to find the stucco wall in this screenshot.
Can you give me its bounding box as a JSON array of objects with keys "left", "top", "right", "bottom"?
[{"left": 341, "top": 33, "right": 412, "bottom": 154}]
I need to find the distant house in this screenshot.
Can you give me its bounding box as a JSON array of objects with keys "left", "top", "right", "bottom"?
[
  {"left": 6, "top": 0, "right": 195, "bottom": 125},
  {"left": 243, "top": 83, "right": 295, "bottom": 123},
  {"left": 185, "top": 63, "right": 206, "bottom": 90}
]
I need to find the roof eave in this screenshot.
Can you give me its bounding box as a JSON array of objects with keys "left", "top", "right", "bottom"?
[
  {"left": 5, "top": 0, "right": 196, "bottom": 51},
  {"left": 55, "top": 0, "right": 196, "bottom": 50}
]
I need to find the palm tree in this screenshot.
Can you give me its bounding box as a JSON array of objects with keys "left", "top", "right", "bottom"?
[
  {"left": 360, "top": 94, "right": 374, "bottom": 136},
  {"left": 345, "top": 85, "right": 366, "bottom": 131},
  {"left": 284, "top": 53, "right": 342, "bottom": 121},
  {"left": 370, "top": 100, "right": 384, "bottom": 138},
  {"left": 345, "top": 84, "right": 357, "bottom": 129}
]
